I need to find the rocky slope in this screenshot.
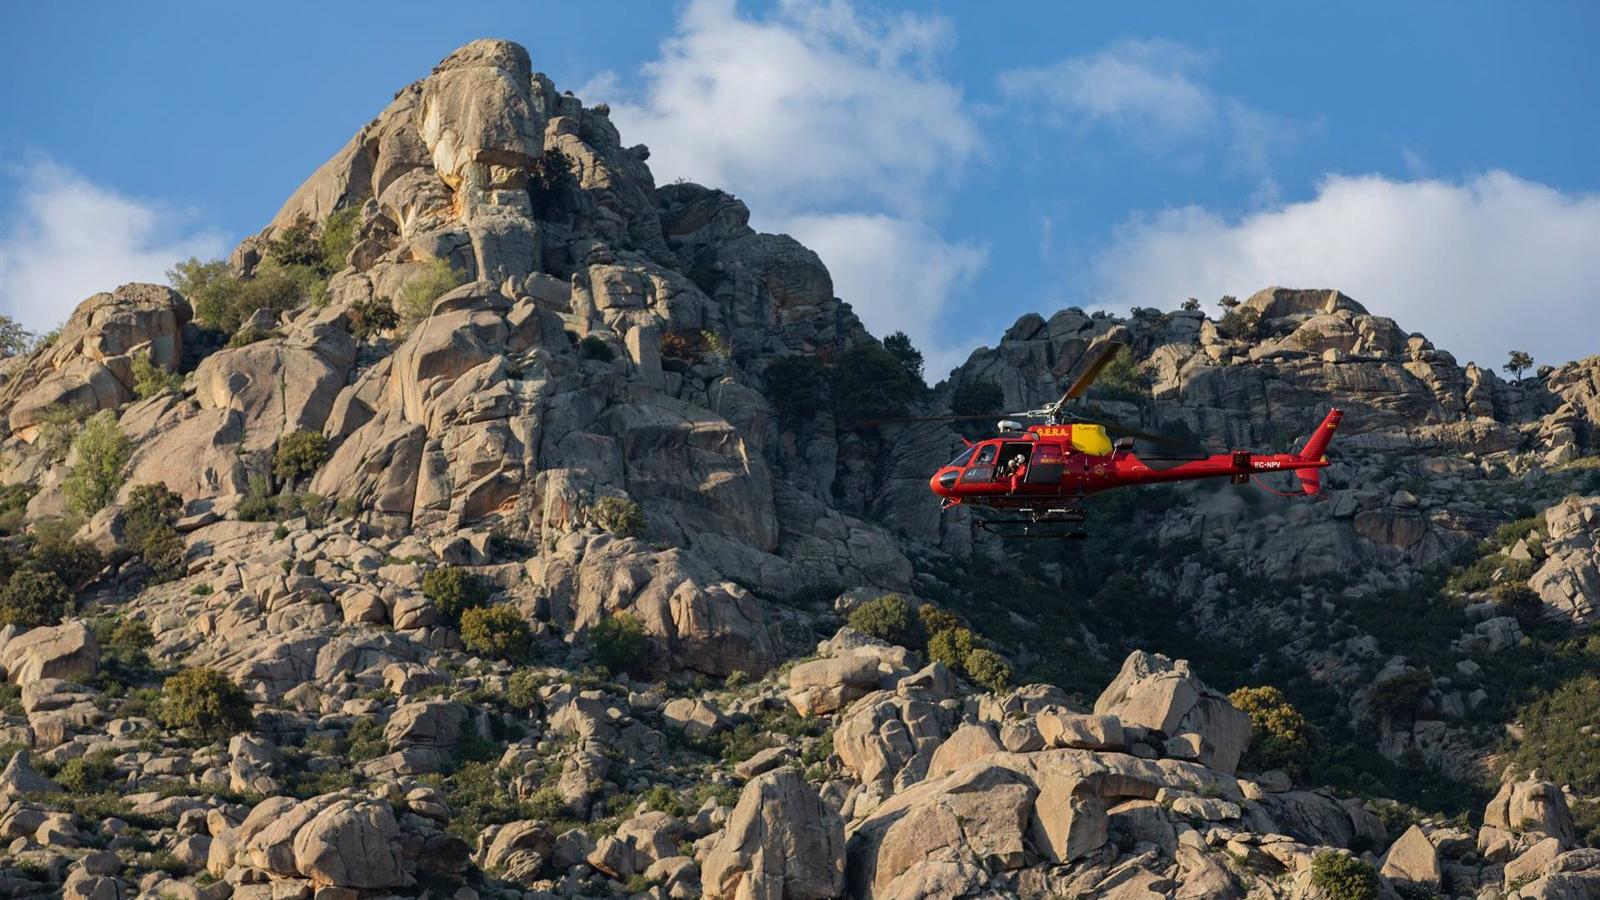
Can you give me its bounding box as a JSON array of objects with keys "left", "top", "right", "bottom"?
[{"left": 0, "top": 37, "right": 1596, "bottom": 900}]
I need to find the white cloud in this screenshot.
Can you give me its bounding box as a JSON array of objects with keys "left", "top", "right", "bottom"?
[
  {"left": 782, "top": 213, "right": 986, "bottom": 380},
  {"left": 589, "top": 0, "right": 979, "bottom": 219},
  {"left": 0, "top": 157, "right": 224, "bottom": 332},
  {"left": 999, "top": 39, "right": 1215, "bottom": 138},
  {"left": 581, "top": 0, "right": 987, "bottom": 379},
  {"left": 998, "top": 40, "right": 1301, "bottom": 182},
  {"left": 1089, "top": 170, "right": 1600, "bottom": 369}
]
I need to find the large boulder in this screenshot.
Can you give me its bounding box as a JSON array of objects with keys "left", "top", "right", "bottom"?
[
  {"left": 1379, "top": 824, "right": 1441, "bottom": 891},
  {"left": 702, "top": 768, "right": 845, "bottom": 900},
  {"left": 787, "top": 654, "right": 881, "bottom": 717},
  {"left": 833, "top": 689, "right": 953, "bottom": 793},
  {"left": 1484, "top": 778, "right": 1577, "bottom": 849},
  {"left": 0, "top": 621, "right": 99, "bottom": 685},
  {"left": 1, "top": 283, "right": 190, "bottom": 438},
  {"left": 291, "top": 798, "right": 409, "bottom": 889},
  {"left": 1093, "top": 651, "right": 1251, "bottom": 775},
  {"left": 1529, "top": 496, "right": 1600, "bottom": 627}
]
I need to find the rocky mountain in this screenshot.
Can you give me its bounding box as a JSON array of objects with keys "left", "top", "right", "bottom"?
[{"left": 0, "top": 37, "right": 1596, "bottom": 900}]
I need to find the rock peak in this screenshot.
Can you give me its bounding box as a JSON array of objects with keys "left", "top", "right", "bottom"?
[{"left": 431, "top": 38, "right": 531, "bottom": 76}]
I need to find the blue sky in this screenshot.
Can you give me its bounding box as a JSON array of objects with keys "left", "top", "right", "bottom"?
[{"left": 2, "top": 0, "right": 1597, "bottom": 378}]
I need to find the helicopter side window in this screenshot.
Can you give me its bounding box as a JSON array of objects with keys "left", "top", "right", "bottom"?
[
  {"left": 961, "top": 443, "right": 998, "bottom": 483},
  {"left": 996, "top": 443, "right": 1032, "bottom": 481}
]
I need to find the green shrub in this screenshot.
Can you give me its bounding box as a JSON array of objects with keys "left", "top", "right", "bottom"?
[
  {"left": 764, "top": 356, "right": 829, "bottom": 430},
  {"left": 963, "top": 648, "right": 1012, "bottom": 693},
  {"left": 505, "top": 669, "right": 542, "bottom": 710},
  {"left": 1369, "top": 668, "right": 1434, "bottom": 720},
  {"left": 883, "top": 331, "right": 924, "bottom": 382},
  {"left": 103, "top": 617, "right": 155, "bottom": 668},
  {"left": 56, "top": 751, "right": 116, "bottom": 793},
  {"left": 1511, "top": 674, "right": 1600, "bottom": 796},
  {"left": 1219, "top": 306, "right": 1263, "bottom": 341},
  {"left": 830, "top": 341, "right": 920, "bottom": 424},
  {"left": 62, "top": 411, "right": 130, "bottom": 517},
  {"left": 274, "top": 431, "right": 330, "bottom": 485},
  {"left": 130, "top": 352, "right": 182, "bottom": 399},
  {"left": 349, "top": 296, "right": 399, "bottom": 339},
  {"left": 1309, "top": 851, "right": 1377, "bottom": 900},
  {"left": 1095, "top": 351, "right": 1148, "bottom": 402},
  {"left": 226, "top": 271, "right": 302, "bottom": 334},
  {"left": 266, "top": 215, "right": 325, "bottom": 270},
  {"left": 590, "top": 614, "right": 649, "bottom": 675},
  {"left": 926, "top": 627, "right": 976, "bottom": 671},
  {"left": 591, "top": 496, "right": 644, "bottom": 538},
  {"left": 0, "top": 314, "right": 33, "bottom": 357},
  {"left": 319, "top": 207, "right": 360, "bottom": 272},
  {"left": 26, "top": 519, "right": 105, "bottom": 590},
  {"left": 950, "top": 379, "right": 1003, "bottom": 418},
  {"left": 1228, "top": 686, "right": 1317, "bottom": 777},
  {"left": 578, "top": 335, "right": 615, "bottom": 362},
  {"left": 846, "top": 594, "right": 919, "bottom": 646},
  {"left": 917, "top": 604, "right": 962, "bottom": 637},
  {"left": 0, "top": 482, "right": 35, "bottom": 536},
  {"left": 399, "top": 259, "right": 467, "bottom": 326},
  {"left": 460, "top": 606, "right": 533, "bottom": 661},
  {"left": 0, "top": 568, "right": 71, "bottom": 628},
  {"left": 168, "top": 258, "right": 241, "bottom": 332},
  {"left": 423, "top": 567, "right": 491, "bottom": 624},
  {"left": 158, "top": 668, "right": 252, "bottom": 739},
  {"left": 123, "top": 482, "right": 183, "bottom": 578},
  {"left": 528, "top": 148, "right": 576, "bottom": 216}
]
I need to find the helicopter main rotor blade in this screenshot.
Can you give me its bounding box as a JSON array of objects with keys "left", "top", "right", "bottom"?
[
  {"left": 1060, "top": 340, "right": 1127, "bottom": 404},
  {"left": 858, "top": 413, "right": 1022, "bottom": 426}
]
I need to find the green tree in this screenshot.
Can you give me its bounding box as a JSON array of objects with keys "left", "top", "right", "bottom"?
[
  {"left": 349, "top": 297, "right": 399, "bottom": 339},
  {"left": 158, "top": 668, "right": 253, "bottom": 740},
  {"left": 950, "top": 379, "right": 1003, "bottom": 418},
  {"left": 168, "top": 258, "right": 241, "bottom": 330},
  {"left": 123, "top": 483, "right": 184, "bottom": 579},
  {"left": 62, "top": 411, "right": 131, "bottom": 517},
  {"left": 1309, "top": 851, "right": 1377, "bottom": 900},
  {"left": 764, "top": 356, "right": 829, "bottom": 430},
  {"left": 1228, "top": 685, "right": 1318, "bottom": 777},
  {"left": 265, "top": 214, "right": 326, "bottom": 270},
  {"left": 0, "top": 568, "right": 72, "bottom": 628},
  {"left": 528, "top": 148, "right": 576, "bottom": 216},
  {"left": 460, "top": 605, "right": 533, "bottom": 660},
  {"left": 1218, "top": 295, "right": 1240, "bottom": 309},
  {"left": 590, "top": 614, "right": 649, "bottom": 675},
  {"left": 591, "top": 496, "right": 644, "bottom": 538},
  {"left": 1181, "top": 298, "right": 1201, "bottom": 311},
  {"left": 399, "top": 259, "right": 467, "bottom": 326},
  {"left": 846, "top": 594, "right": 919, "bottom": 646},
  {"left": 1504, "top": 350, "right": 1534, "bottom": 380},
  {"left": 131, "top": 352, "right": 182, "bottom": 399},
  {"left": 883, "top": 331, "right": 925, "bottom": 383},
  {"left": 422, "top": 567, "right": 491, "bottom": 624},
  {"left": 963, "top": 648, "right": 1012, "bottom": 693},
  {"left": 1219, "top": 306, "right": 1262, "bottom": 341},
  {"left": 319, "top": 207, "right": 360, "bottom": 273},
  {"left": 926, "top": 627, "right": 976, "bottom": 671},
  {"left": 831, "top": 341, "right": 920, "bottom": 425},
  {"left": 0, "top": 315, "right": 34, "bottom": 356},
  {"left": 274, "top": 431, "right": 331, "bottom": 485}
]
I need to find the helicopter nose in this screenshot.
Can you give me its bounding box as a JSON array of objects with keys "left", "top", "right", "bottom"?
[{"left": 930, "top": 469, "right": 959, "bottom": 496}]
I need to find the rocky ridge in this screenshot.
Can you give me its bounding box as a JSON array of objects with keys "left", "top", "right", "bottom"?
[{"left": 0, "top": 37, "right": 1594, "bottom": 900}]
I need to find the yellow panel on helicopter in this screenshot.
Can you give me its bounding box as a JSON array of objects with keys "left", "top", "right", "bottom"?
[{"left": 1069, "top": 423, "right": 1113, "bottom": 456}]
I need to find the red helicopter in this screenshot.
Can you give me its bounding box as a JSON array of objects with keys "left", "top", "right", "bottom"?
[{"left": 879, "top": 340, "right": 1342, "bottom": 537}]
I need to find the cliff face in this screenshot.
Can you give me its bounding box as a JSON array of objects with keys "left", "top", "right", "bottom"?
[{"left": 0, "top": 38, "right": 1597, "bottom": 900}]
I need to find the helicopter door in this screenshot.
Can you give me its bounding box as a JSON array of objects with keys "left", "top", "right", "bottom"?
[
  {"left": 1025, "top": 442, "right": 1064, "bottom": 484},
  {"left": 960, "top": 443, "right": 999, "bottom": 483}
]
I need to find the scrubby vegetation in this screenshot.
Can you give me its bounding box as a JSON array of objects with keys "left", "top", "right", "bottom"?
[
  {"left": 1509, "top": 672, "right": 1600, "bottom": 799},
  {"left": 348, "top": 296, "right": 399, "bottom": 339},
  {"left": 460, "top": 605, "right": 533, "bottom": 661},
  {"left": 846, "top": 594, "right": 919, "bottom": 646},
  {"left": 158, "top": 668, "right": 253, "bottom": 739},
  {"left": 423, "top": 567, "right": 492, "bottom": 624},
  {"left": 122, "top": 482, "right": 184, "bottom": 580},
  {"left": 1229, "top": 685, "right": 1318, "bottom": 777},
  {"left": 590, "top": 496, "right": 644, "bottom": 538},
  {"left": 1310, "top": 851, "right": 1378, "bottom": 900},
  {"left": 130, "top": 352, "right": 182, "bottom": 399},
  {"left": 274, "top": 430, "right": 331, "bottom": 486},
  {"left": 399, "top": 259, "right": 467, "bottom": 327},
  {"left": 589, "top": 614, "right": 648, "bottom": 676},
  {"left": 62, "top": 410, "right": 130, "bottom": 517},
  {"left": 0, "top": 567, "right": 71, "bottom": 628}
]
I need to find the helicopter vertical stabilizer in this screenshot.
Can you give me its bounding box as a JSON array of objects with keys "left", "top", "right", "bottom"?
[{"left": 1293, "top": 408, "right": 1343, "bottom": 494}]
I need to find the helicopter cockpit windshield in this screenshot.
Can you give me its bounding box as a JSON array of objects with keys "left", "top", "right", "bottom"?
[{"left": 947, "top": 447, "right": 976, "bottom": 468}]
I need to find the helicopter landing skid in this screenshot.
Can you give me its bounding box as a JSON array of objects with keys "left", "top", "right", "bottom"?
[{"left": 976, "top": 507, "right": 1087, "bottom": 539}]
